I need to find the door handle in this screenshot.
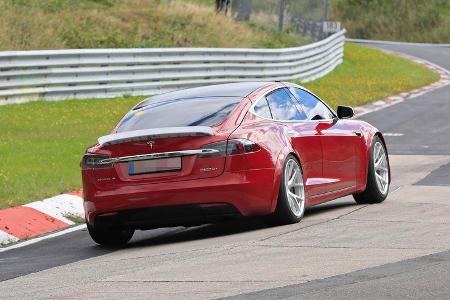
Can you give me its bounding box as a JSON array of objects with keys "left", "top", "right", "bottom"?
[{"left": 353, "top": 131, "right": 362, "bottom": 136}]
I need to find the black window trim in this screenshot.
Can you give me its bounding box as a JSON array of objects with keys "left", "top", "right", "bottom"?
[
  {"left": 249, "top": 86, "right": 336, "bottom": 123},
  {"left": 252, "top": 95, "right": 273, "bottom": 120},
  {"left": 287, "top": 86, "right": 337, "bottom": 121}
]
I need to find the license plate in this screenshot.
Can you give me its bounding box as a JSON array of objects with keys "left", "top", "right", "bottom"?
[{"left": 128, "top": 157, "right": 181, "bottom": 175}]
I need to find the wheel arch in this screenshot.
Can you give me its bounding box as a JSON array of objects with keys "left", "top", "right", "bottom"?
[
  {"left": 270, "top": 149, "right": 303, "bottom": 212},
  {"left": 374, "top": 132, "right": 391, "bottom": 184},
  {"left": 361, "top": 131, "right": 391, "bottom": 188}
]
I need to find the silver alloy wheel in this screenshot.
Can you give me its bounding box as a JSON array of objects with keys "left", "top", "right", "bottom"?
[
  {"left": 373, "top": 141, "right": 389, "bottom": 195},
  {"left": 284, "top": 158, "right": 305, "bottom": 217}
]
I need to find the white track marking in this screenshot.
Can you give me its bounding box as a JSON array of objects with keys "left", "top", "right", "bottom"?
[
  {"left": 0, "top": 224, "right": 86, "bottom": 253},
  {"left": 346, "top": 38, "right": 450, "bottom": 48},
  {"left": 0, "top": 194, "right": 84, "bottom": 247},
  {"left": 24, "top": 194, "right": 84, "bottom": 224},
  {"left": 0, "top": 230, "right": 18, "bottom": 247}
]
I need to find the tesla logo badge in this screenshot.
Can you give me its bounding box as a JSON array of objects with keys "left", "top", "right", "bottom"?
[{"left": 147, "top": 140, "right": 155, "bottom": 149}]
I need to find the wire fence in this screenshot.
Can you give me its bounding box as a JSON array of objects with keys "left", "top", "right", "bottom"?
[{"left": 231, "top": 0, "right": 339, "bottom": 40}]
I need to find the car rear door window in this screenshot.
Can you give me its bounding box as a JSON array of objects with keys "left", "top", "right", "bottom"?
[
  {"left": 266, "top": 88, "right": 307, "bottom": 121},
  {"left": 289, "top": 87, "right": 335, "bottom": 120}
]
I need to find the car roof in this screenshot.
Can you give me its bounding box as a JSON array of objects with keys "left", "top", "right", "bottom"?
[
  {"left": 135, "top": 82, "right": 273, "bottom": 109},
  {"left": 156, "top": 82, "right": 271, "bottom": 99}
]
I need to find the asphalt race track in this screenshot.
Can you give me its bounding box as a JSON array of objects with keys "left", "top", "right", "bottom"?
[{"left": 1, "top": 42, "right": 450, "bottom": 299}]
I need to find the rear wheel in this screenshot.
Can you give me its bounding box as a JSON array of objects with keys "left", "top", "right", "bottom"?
[
  {"left": 87, "top": 223, "right": 134, "bottom": 247},
  {"left": 273, "top": 155, "right": 306, "bottom": 224},
  {"left": 353, "top": 136, "right": 389, "bottom": 204}
]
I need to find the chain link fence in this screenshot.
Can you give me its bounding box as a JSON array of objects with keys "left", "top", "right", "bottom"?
[{"left": 231, "top": 0, "right": 340, "bottom": 41}]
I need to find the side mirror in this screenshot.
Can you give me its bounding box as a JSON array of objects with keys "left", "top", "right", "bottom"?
[{"left": 337, "top": 105, "right": 354, "bottom": 119}]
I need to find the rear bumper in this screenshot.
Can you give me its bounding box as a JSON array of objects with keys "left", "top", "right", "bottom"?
[{"left": 83, "top": 168, "right": 276, "bottom": 227}]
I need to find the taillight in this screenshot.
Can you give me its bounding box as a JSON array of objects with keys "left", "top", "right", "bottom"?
[
  {"left": 81, "top": 154, "right": 112, "bottom": 169},
  {"left": 226, "top": 139, "right": 261, "bottom": 155},
  {"left": 200, "top": 139, "right": 260, "bottom": 157}
]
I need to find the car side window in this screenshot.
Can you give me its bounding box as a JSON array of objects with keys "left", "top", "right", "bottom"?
[
  {"left": 253, "top": 97, "right": 273, "bottom": 119},
  {"left": 265, "top": 88, "right": 307, "bottom": 121},
  {"left": 289, "top": 87, "right": 335, "bottom": 120}
]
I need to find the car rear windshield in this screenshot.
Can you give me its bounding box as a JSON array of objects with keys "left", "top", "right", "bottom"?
[{"left": 115, "top": 97, "right": 242, "bottom": 133}]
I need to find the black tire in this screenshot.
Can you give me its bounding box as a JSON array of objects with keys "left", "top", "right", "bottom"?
[
  {"left": 272, "top": 154, "right": 306, "bottom": 224},
  {"left": 353, "top": 136, "right": 390, "bottom": 204},
  {"left": 87, "top": 223, "right": 134, "bottom": 247}
]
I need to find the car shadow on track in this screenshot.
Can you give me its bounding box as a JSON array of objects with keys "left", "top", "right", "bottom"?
[
  {"left": 125, "top": 199, "right": 357, "bottom": 250},
  {"left": 128, "top": 218, "right": 270, "bottom": 249}
]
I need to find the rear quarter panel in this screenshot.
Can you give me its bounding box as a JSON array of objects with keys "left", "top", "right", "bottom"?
[{"left": 229, "top": 110, "right": 295, "bottom": 213}]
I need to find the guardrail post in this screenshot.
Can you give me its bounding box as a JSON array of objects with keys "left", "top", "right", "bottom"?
[
  {"left": 278, "top": 0, "right": 286, "bottom": 32},
  {"left": 321, "top": 0, "right": 329, "bottom": 39}
]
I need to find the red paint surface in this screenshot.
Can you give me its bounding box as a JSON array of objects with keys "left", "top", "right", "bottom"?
[
  {"left": 68, "top": 190, "right": 83, "bottom": 197},
  {"left": 0, "top": 206, "right": 69, "bottom": 239}
]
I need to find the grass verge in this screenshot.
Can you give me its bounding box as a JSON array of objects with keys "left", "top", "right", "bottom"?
[
  {"left": 302, "top": 43, "right": 439, "bottom": 108},
  {"left": 0, "top": 43, "right": 440, "bottom": 208},
  {"left": 0, "top": 0, "right": 308, "bottom": 50},
  {"left": 64, "top": 214, "right": 86, "bottom": 224}
]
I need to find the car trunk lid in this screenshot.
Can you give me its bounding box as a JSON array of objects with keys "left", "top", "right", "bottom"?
[{"left": 92, "top": 127, "right": 228, "bottom": 184}]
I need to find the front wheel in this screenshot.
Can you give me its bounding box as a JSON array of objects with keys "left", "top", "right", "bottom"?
[
  {"left": 272, "top": 155, "right": 306, "bottom": 224},
  {"left": 353, "top": 136, "right": 390, "bottom": 204},
  {"left": 87, "top": 223, "right": 134, "bottom": 247}
]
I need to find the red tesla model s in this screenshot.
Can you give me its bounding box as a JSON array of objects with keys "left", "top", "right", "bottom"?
[{"left": 81, "top": 81, "right": 390, "bottom": 246}]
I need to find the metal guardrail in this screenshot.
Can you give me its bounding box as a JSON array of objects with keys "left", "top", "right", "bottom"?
[{"left": 0, "top": 30, "right": 345, "bottom": 104}]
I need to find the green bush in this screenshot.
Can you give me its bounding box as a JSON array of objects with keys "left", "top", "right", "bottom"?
[{"left": 333, "top": 0, "right": 450, "bottom": 43}]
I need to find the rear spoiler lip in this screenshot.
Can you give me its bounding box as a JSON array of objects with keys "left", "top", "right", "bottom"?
[{"left": 98, "top": 126, "right": 214, "bottom": 146}]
